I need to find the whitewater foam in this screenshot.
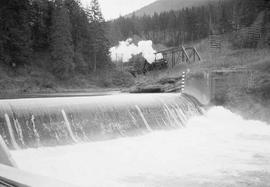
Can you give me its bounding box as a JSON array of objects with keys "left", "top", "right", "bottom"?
[{"left": 11, "top": 107, "right": 270, "bottom": 187}]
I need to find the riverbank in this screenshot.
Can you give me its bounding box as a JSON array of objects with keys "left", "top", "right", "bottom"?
[
  {"left": 0, "top": 64, "right": 134, "bottom": 98},
  {"left": 132, "top": 40, "right": 270, "bottom": 123},
  {"left": 0, "top": 39, "right": 269, "bottom": 123},
  {"left": 197, "top": 40, "right": 270, "bottom": 123}
]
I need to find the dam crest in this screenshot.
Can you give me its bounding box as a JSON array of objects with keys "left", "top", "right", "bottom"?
[{"left": 0, "top": 93, "right": 203, "bottom": 149}]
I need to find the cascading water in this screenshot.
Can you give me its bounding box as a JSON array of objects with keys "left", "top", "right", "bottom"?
[
  {"left": 0, "top": 93, "right": 203, "bottom": 149},
  {"left": 11, "top": 106, "right": 270, "bottom": 187},
  {"left": 1, "top": 93, "right": 269, "bottom": 186}
]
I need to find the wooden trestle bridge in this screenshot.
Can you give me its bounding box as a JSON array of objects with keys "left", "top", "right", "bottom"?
[
  {"left": 126, "top": 45, "right": 202, "bottom": 76},
  {"left": 153, "top": 46, "right": 202, "bottom": 69}
]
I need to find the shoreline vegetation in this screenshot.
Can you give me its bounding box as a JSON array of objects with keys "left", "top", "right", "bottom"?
[
  {"left": 0, "top": 65, "right": 134, "bottom": 97},
  {"left": 129, "top": 38, "right": 270, "bottom": 124},
  {"left": 1, "top": 39, "right": 269, "bottom": 124}
]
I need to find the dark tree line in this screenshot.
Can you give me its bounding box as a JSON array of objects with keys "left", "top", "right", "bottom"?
[
  {"left": 0, "top": 0, "right": 110, "bottom": 79},
  {"left": 109, "top": 0, "right": 268, "bottom": 47}
]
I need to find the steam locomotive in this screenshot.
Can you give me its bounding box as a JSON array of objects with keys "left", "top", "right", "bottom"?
[{"left": 126, "top": 57, "right": 168, "bottom": 77}]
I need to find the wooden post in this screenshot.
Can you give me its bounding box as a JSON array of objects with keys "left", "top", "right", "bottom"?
[
  {"left": 193, "top": 48, "right": 196, "bottom": 62},
  {"left": 172, "top": 51, "right": 175, "bottom": 67},
  {"left": 180, "top": 71, "right": 186, "bottom": 93},
  {"left": 182, "top": 50, "right": 185, "bottom": 63},
  {"left": 193, "top": 47, "right": 202, "bottom": 61},
  {"left": 181, "top": 46, "right": 190, "bottom": 63}
]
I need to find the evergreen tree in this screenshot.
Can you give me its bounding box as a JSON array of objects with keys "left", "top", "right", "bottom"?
[
  {"left": 65, "top": 0, "right": 90, "bottom": 73},
  {"left": 107, "top": 0, "right": 267, "bottom": 47},
  {"left": 218, "top": 3, "right": 232, "bottom": 34},
  {"left": 106, "top": 21, "right": 124, "bottom": 46},
  {"left": 167, "top": 11, "right": 177, "bottom": 45},
  {"left": 159, "top": 12, "right": 169, "bottom": 41},
  {"left": 31, "top": 0, "right": 53, "bottom": 50},
  {"left": 0, "top": 0, "right": 32, "bottom": 67},
  {"left": 50, "top": 0, "right": 74, "bottom": 79},
  {"left": 86, "top": 0, "right": 110, "bottom": 72}
]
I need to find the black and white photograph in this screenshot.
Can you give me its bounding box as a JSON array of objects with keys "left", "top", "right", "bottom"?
[{"left": 0, "top": 0, "right": 270, "bottom": 186}]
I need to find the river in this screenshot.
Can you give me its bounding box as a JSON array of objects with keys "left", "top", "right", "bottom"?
[{"left": 11, "top": 106, "right": 270, "bottom": 187}]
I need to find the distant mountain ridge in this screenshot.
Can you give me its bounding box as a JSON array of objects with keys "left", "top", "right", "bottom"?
[{"left": 129, "top": 0, "right": 215, "bottom": 17}]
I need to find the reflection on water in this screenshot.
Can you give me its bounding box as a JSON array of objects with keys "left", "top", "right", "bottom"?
[{"left": 12, "top": 107, "right": 270, "bottom": 187}]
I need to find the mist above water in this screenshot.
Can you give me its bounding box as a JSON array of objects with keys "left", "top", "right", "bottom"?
[{"left": 12, "top": 107, "right": 270, "bottom": 187}]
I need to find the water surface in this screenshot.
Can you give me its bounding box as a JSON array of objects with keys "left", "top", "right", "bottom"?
[{"left": 12, "top": 107, "right": 270, "bottom": 187}]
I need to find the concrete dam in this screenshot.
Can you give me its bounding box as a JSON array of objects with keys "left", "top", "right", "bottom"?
[
  {"left": 0, "top": 93, "right": 203, "bottom": 149},
  {"left": 0, "top": 74, "right": 269, "bottom": 187}
]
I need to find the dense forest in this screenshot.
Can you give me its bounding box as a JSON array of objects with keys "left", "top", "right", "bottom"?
[
  {"left": 0, "top": 0, "right": 269, "bottom": 93},
  {"left": 1, "top": 0, "right": 269, "bottom": 80},
  {"left": 108, "top": 0, "right": 270, "bottom": 47},
  {"left": 128, "top": 0, "right": 216, "bottom": 17},
  {"left": 0, "top": 0, "right": 109, "bottom": 80}
]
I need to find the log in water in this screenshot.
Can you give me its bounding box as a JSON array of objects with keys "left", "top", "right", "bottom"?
[{"left": 0, "top": 93, "right": 202, "bottom": 149}]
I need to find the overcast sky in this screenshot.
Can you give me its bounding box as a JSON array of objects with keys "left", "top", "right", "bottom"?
[{"left": 81, "top": 0, "right": 157, "bottom": 20}]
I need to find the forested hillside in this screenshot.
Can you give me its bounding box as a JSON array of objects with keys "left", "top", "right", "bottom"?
[
  {"left": 129, "top": 0, "right": 215, "bottom": 17},
  {"left": 0, "top": 0, "right": 269, "bottom": 95},
  {"left": 0, "top": 0, "right": 135, "bottom": 94},
  {"left": 112, "top": 0, "right": 270, "bottom": 123},
  {"left": 109, "top": 0, "right": 270, "bottom": 47},
  {"left": 0, "top": 0, "right": 109, "bottom": 80}
]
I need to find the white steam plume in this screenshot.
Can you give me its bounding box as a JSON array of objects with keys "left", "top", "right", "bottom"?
[{"left": 110, "top": 38, "right": 162, "bottom": 64}]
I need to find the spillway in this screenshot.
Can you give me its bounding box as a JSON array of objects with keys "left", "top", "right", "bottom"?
[
  {"left": 0, "top": 93, "right": 203, "bottom": 149},
  {"left": 11, "top": 107, "right": 270, "bottom": 187}
]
